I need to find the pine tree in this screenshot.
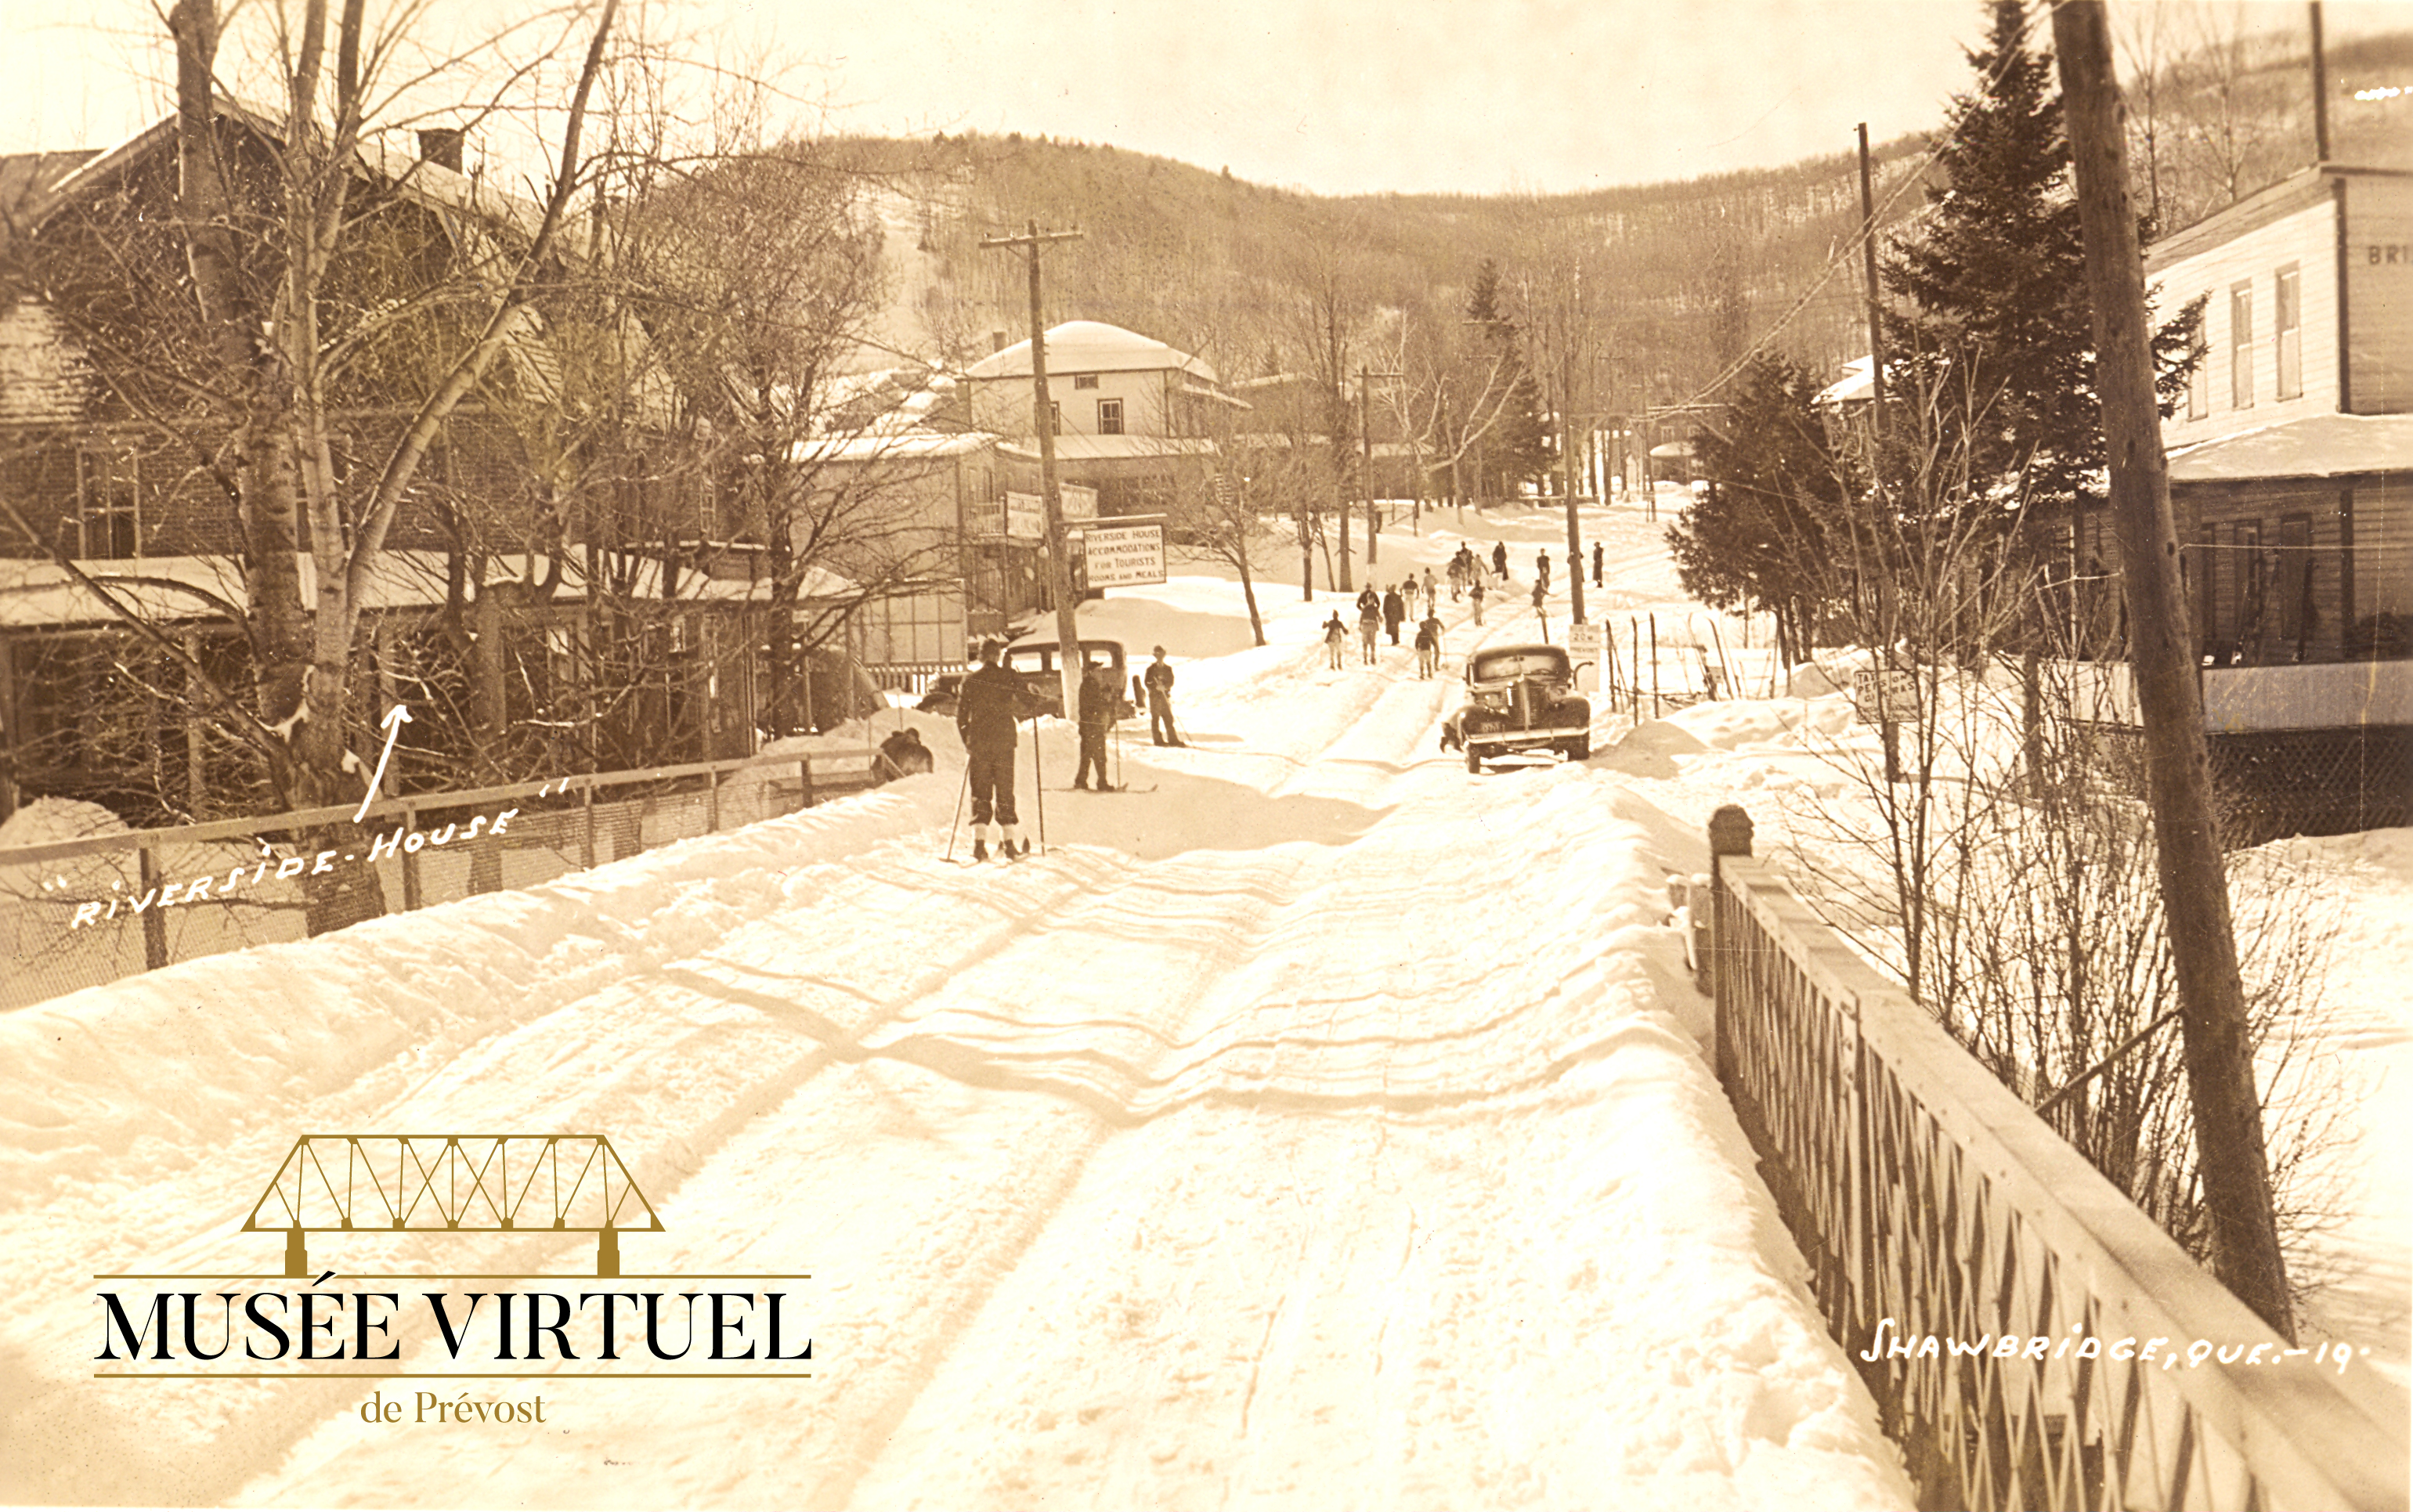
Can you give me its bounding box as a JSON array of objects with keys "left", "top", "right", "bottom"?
[
  {"left": 1883, "top": 0, "right": 2198, "bottom": 515},
  {"left": 1464, "top": 258, "right": 1551, "bottom": 499},
  {"left": 1670, "top": 353, "right": 1850, "bottom": 663}
]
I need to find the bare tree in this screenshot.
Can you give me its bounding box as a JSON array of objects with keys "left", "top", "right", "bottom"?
[{"left": 0, "top": 0, "right": 623, "bottom": 930}]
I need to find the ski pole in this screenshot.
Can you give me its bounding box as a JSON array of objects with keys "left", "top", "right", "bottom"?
[
  {"left": 1030, "top": 716, "right": 1046, "bottom": 854},
  {"left": 943, "top": 757, "right": 969, "bottom": 862}
]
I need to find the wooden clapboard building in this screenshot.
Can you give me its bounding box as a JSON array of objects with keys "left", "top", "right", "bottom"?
[{"left": 2082, "top": 163, "right": 2413, "bottom": 837}]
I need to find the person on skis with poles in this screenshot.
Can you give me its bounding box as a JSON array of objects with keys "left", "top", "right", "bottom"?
[
  {"left": 1073, "top": 659, "right": 1115, "bottom": 790},
  {"left": 954, "top": 640, "right": 1030, "bottom": 860}
]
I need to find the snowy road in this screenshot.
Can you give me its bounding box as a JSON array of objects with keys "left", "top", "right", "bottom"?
[{"left": 2, "top": 514, "right": 1915, "bottom": 1509}]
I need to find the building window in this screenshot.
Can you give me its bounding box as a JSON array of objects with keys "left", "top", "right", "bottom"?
[
  {"left": 78, "top": 447, "right": 140, "bottom": 558},
  {"left": 2229, "top": 281, "right": 2254, "bottom": 408},
  {"left": 2186, "top": 296, "right": 2209, "bottom": 419},
  {"left": 1097, "top": 397, "right": 1125, "bottom": 435},
  {"left": 1072, "top": 373, "right": 1100, "bottom": 390},
  {"left": 2274, "top": 262, "right": 2302, "bottom": 400}
]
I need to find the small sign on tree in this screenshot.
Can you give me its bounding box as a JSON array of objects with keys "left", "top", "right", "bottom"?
[{"left": 1851, "top": 666, "right": 1916, "bottom": 724}]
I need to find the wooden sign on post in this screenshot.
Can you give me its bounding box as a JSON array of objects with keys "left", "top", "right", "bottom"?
[{"left": 1851, "top": 666, "right": 1916, "bottom": 725}]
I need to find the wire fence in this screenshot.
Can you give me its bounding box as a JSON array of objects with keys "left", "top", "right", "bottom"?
[
  {"left": 0, "top": 749, "right": 875, "bottom": 1013},
  {"left": 1707, "top": 806, "right": 2405, "bottom": 1512}
]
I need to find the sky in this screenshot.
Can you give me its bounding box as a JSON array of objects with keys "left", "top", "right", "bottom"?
[{"left": 3, "top": 0, "right": 2408, "bottom": 196}]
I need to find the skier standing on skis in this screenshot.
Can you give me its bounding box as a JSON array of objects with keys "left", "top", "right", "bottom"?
[
  {"left": 1357, "top": 599, "right": 1382, "bottom": 665},
  {"left": 1536, "top": 549, "right": 1551, "bottom": 595},
  {"left": 955, "top": 640, "right": 1029, "bottom": 861},
  {"left": 1143, "top": 646, "right": 1181, "bottom": 747},
  {"left": 1492, "top": 540, "right": 1509, "bottom": 580},
  {"left": 1073, "top": 659, "right": 1114, "bottom": 790},
  {"left": 1322, "top": 612, "right": 1347, "bottom": 669},
  {"left": 1469, "top": 572, "right": 1487, "bottom": 626},
  {"left": 1592, "top": 542, "right": 1604, "bottom": 587},
  {"left": 1414, "top": 612, "right": 1443, "bottom": 679},
  {"left": 1382, "top": 584, "right": 1407, "bottom": 645}
]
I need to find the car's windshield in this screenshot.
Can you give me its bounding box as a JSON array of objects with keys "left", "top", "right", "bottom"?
[{"left": 1470, "top": 651, "right": 1566, "bottom": 682}]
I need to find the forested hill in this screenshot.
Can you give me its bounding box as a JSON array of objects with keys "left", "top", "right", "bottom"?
[
  {"left": 829, "top": 20, "right": 2407, "bottom": 403},
  {"left": 831, "top": 128, "right": 1936, "bottom": 406}
]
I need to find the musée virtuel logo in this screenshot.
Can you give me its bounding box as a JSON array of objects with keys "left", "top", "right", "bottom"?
[{"left": 94, "top": 1134, "right": 811, "bottom": 1377}]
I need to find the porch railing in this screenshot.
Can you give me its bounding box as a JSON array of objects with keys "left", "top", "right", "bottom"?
[{"left": 1706, "top": 805, "right": 2406, "bottom": 1511}]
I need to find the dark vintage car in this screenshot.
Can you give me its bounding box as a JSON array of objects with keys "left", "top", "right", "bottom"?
[
  {"left": 916, "top": 637, "right": 1136, "bottom": 721},
  {"left": 1441, "top": 642, "right": 1592, "bottom": 771}
]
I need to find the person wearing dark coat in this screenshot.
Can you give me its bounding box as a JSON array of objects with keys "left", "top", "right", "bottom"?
[
  {"left": 1536, "top": 549, "right": 1551, "bottom": 594},
  {"left": 1143, "top": 646, "right": 1181, "bottom": 746},
  {"left": 871, "top": 726, "right": 934, "bottom": 784},
  {"left": 1592, "top": 542, "right": 1604, "bottom": 586},
  {"left": 954, "top": 641, "right": 1030, "bottom": 860},
  {"left": 1355, "top": 586, "right": 1381, "bottom": 621},
  {"left": 1074, "top": 659, "right": 1114, "bottom": 790},
  {"left": 1491, "top": 540, "right": 1508, "bottom": 579},
  {"left": 1382, "top": 586, "right": 1407, "bottom": 644}
]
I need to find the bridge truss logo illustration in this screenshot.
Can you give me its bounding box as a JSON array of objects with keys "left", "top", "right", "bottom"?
[{"left": 245, "top": 1135, "right": 663, "bottom": 1277}]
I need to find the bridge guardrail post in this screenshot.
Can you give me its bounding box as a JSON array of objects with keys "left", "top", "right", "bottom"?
[
  {"left": 399, "top": 802, "right": 422, "bottom": 911},
  {"left": 138, "top": 843, "right": 168, "bottom": 971},
  {"left": 1707, "top": 804, "right": 1754, "bottom": 1085}
]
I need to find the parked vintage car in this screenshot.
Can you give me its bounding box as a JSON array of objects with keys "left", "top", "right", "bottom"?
[
  {"left": 916, "top": 637, "right": 1136, "bottom": 721},
  {"left": 1440, "top": 642, "right": 1592, "bottom": 771}
]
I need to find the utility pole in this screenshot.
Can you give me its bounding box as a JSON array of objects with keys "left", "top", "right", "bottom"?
[
  {"left": 1359, "top": 367, "right": 1400, "bottom": 569},
  {"left": 1859, "top": 122, "right": 1901, "bottom": 780},
  {"left": 981, "top": 219, "right": 1086, "bottom": 723},
  {"left": 2052, "top": 0, "right": 2293, "bottom": 1338},
  {"left": 1855, "top": 123, "right": 1888, "bottom": 411},
  {"left": 2310, "top": 2, "right": 2332, "bottom": 161}
]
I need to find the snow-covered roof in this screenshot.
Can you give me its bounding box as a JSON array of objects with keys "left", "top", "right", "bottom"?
[
  {"left": 997, "top": 434, "right": 1219, "bottom": 464},
  {"left": 965, "top": 321, "right": 1217, "bottom": 384},
  {"left": 2166, "top": 413, "right": 2413, "bottom": 484},
  {"left": 793, "top": 429, "right": 1001, "bottom": 464},
  {"left": 0, "top": 549, "right": 821, "bottom": 630},
  {"left": 1817, "top": 355, "right": 1877, "bottom": 407}
]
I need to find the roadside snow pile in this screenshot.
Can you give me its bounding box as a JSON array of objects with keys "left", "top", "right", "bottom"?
[
  {"left": 0, "top": 796, "right": 129, "bottom": 849},
  {"left": 0, "top": 788, "right": 934, "bottom": 1215}
]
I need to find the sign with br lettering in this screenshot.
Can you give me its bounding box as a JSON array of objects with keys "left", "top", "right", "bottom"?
[{"left": 1003, "top": 491, "right": 1044, "bottom": 541}]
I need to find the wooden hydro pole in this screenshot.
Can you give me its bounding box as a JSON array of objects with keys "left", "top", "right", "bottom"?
[
  {"left": 1858, "top": 121, "right": 1902, "bottom": 782},
  {"left": 980, "top": 219, "right": 1087, "bottom": 723},
  {"left": 2050, "top": 0, "right": 2293, "bottom": 1337},
  {"left": 1359, "top": 367, "right": 1400, "bottom": 570}
]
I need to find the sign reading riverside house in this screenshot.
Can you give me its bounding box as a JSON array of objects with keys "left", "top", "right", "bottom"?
[
  {"left": 1075, "top": 521, "right": 1167, "bottom": 590},
  {"left": 91, "top": 1135, "right": 812, "bottom": 1378}
]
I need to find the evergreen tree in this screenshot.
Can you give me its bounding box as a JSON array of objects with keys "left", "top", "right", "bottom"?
[
  {"left": 1669, "top": 353, "right": 1851, "bottom": 664},
  {"left": 1883, "top": 0, "right": 2198, "bottom": 515},
  {"left": 1464, "top": 258, "right": 1551, "bottom": 499}
]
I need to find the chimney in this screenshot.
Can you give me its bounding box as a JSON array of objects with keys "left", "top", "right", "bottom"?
[
  {"left": 417, "top": 128, "right": 465, "bottom": 172},
  {"left": 989, "top": 330, "right": 1008, "bottom": 354}
]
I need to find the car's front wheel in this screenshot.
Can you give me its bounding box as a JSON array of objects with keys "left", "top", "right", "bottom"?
[
  {"left": 1466, "top": 745, "right": 1483, "bottom": 774},
  {"left": 1562, "top": 734, "right": 1591, "bottom": 760}
]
